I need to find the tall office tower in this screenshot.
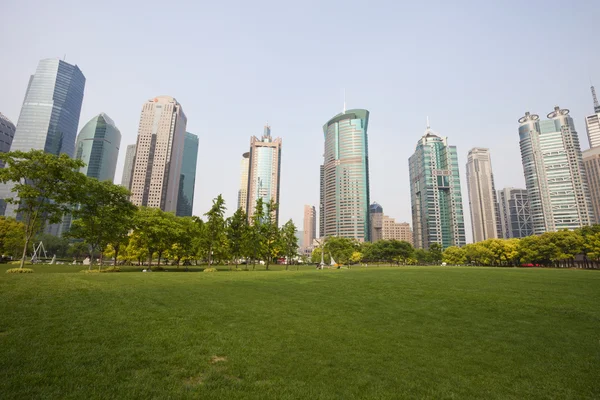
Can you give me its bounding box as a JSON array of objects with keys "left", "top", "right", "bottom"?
[
  {"left": 381, "top": 215, "right": 413, "bottom": 244},
  {"left": 237, "top": 152, "right": 250, "bottom": 211},
  {"left": 321, "top": 109, "right": 371, "bottom": 241},
  {"left": 319, "top": 165, "right": 324, "bottom": 237},
  {"left": 583, "top": 87, "right": 600, "bottom": 223},
  {"left": 120, "top": 144, "right": 136, "bottom": 191},
  {"left": 497, "top": 188, "right": 533, "bottom": 238},
  {"left": 303, "top": 205, "right": 317, "bottom": 250},
  {"left": 176, "top": 132, "right": 199, "bottom": 217},
  {"left": 130, "top": 96, "right": 187, "bottom": 212},
  {"left": 585, "top": 86, "right": 600, "bottom": 148},
  {"left": 75, "top": 113, "right": 121, "bottom": 181},
  {"left": 409, "top": 122, "right": 466, "bottom": 249},
  {"left": 0, "top": 113, "right": 16, "bottom": 168},
  {"left": 246, "top": 125, "right": 282, "bottom": 224},
  {"left": 518, "top": 107, "right": 594, "bottom": 234},
  {"left": 0, "top": 58, "right": 85, "bottom": 217},
  {"left": 466, "top": 148, "right": 500, "bottom": 242},
  {"left": 369, "top": 202, "right": 383, "bottom": 242}
]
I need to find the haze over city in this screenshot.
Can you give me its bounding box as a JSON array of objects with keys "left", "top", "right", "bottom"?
[{"left": 1, "top": 0, "right": 599, "bottom": 242}]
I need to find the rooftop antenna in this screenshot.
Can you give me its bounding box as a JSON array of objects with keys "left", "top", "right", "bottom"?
[
  {"left": 426, "top": 116, "right": 430, "bottom": 129},
  {"left": 63, "top": 54, "right": 66, "bottom": 61},
  {"left": 343, "top": 88, "right": 346, "bottom": 113},
  {"left": 592, "top": 85, "right": 600, "bottom": 113}
]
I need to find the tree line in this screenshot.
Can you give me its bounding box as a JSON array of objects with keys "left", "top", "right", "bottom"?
[
  {"left": 0, "top": 150, "right": 298, "bottom": 270},
  {"left": 442, "top": 228, "right": 600, "bottom": 269}
]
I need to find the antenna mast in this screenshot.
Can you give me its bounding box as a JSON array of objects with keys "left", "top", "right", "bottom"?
[{"left": 592, "top": 85, "right": 600, "bottom": 113}]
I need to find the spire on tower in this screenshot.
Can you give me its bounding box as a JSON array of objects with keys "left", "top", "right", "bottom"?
[
  {"left": 343, "top": 89, "right": 346, "bottom": 113},
  {"left": 426, "top": 116, "right": 430, "bottom": 129},
  {"left": 592, "top": 85, "right": 600, "bottom": 113}
]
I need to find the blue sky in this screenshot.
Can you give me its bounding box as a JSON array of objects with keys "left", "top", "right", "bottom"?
[{"left": 1, "top": 0, "right": 599, "bottom": 242}]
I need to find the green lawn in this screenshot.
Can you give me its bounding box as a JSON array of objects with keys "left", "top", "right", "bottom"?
[{"left": 1, "top": 265, "right": 599, "bottom": 399}]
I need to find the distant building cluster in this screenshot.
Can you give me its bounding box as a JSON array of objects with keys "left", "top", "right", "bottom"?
[{"left": 2, "top": 58, "right": 600, "bottom": 250}]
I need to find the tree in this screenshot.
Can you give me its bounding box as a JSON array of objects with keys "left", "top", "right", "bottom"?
[
  {"left": 0, "top": 217, "right": 26, "bottom": 259},
  {"left": 247, "top": 198, "right": 265, "bottom": 269},
  {"left": 350, "top": 251, "right": 363, "bottom": 264},
  {"left": 203, "top": 195, "right": 228, "bottom": 266},
  {"left": 67, "top": 179, "right": 136, "bottom": 270},
  {"left": 442, "top": 246, "right": 466, "bottom": 265},
  {"left": 260, "top": 200, "right": 281, "bottom": 270},
  {"left": 428, "top": 243, "right": 443, "bottom": 264},
  {"left": 280, "top": 219, "right": 298, "bottom": 270},
  {"left": 165, "top": 216, "right": 198, "bottom": 268},
  {"left": 227, "top": 208, "right": 248, "bottom": 269},
  {"left": 67, "top": 241, "right": 89, "bottom": 263},
  {"left": 324, "top": 237, "right": 357, "bottom": 265},
  {"left": 133, "top": 207, "right": 179, "bottom": 267},
  {"left": 0, "top": 150, "right": 86, "bottom": 268},
  {"left": 35, "top": 233, "right": 69, "bottom": 258}
]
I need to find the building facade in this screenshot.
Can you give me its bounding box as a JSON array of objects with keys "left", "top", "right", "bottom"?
[
  {"left": 246, "top": 125, "right": 282, "bottom": 224},
  {"left": 583, "top": 86, "right": 600, "bottom": 224},
  {"left": 303, "top": 205, "right": 316, "bottom": 252},
  {"left": 237, "top": 152, "right": 250, "bottom": 211},
  {"left": 320, "top": 109, "right": 371, "bottom": 241},
  {"left": 497, "top": 188, "right": 533, "bottom": 239},
  {"left": 381, "top": 215, "right": 413, "bottom": 244},
  {"left": 74, "top": 113, "right": 121, "bottom": 182},
  {"left": 585, "top": 86, "right": 600, "bottom": 149},
  {"left": 466, "top": 148, "right": 500, "bottom": 242},
  {"left": 176, "top": 132, "right": 199, "bottom": 217},
  {"left": 0, "top": 113, "right": 16, "bottom": 168},
  {"left": 130, "top": 96, "right": 187, "bottom": 212},
  {"left": 518, "top": 107, "right": 594, "bottom": 234},
  {"left": 120, "top": 144, "right": 136, "bottom": 191},
  {"left": 369, "top": 202, "right": 383, "bottom": 242},
  {"left": 0, "top": 58, "right": 85, "bottom": 217},
  {"left": 409, "top": 124, "right": 466, "bottom": 249}
]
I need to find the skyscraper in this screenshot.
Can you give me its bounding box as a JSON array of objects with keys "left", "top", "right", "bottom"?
[
  {"left": 303, "top": 205, "right": 316, "bottom": 251},
  {"left": 518, "top": 107, "right": 594, "bottom": 234},
  {"left": 583, "top": 86, "right": 600, "bottom": 223},
  {"left": 74, "top": 113, "right": 121, "bottom": 182},
  {"left": 409, "top": 122, "right": 466, "bottom": 249},
  {"left": 121, "top": 144, "right": 136, "bottom": 191},
  {"left": 0, "top": 58, "right": 85, "bottom": 217},
  {"left": 237, "top": 152, "right": 250, "bottom": 211},
  {"left": 0, "top": 113, "right": 16, "bottom": 168},
  {"left": 246, "top": 125, "right": 282, "bottom": 224},
  {"left": 319, "top": 165, "right": 324, "bottom": 237},
  {"left": 176, "top": 132, "right": 199, "bottom": 217},
  {"left": 497, "top": 188, "right": 533, "bottom": 239},
  {"left": 130, "top": 96, "right": 187, "bottom": 212},
  {"left": 585, "top": 85, "right": 600, "bottom": 148},
  {"left": 321, "top": 109, "right": 371, "bottom": 241},
  {"left": 369, "top": 202, "right": 383, "bottom": 242},
  {"left": 466, "top": 148, "right": 500, "bottom": 242}
]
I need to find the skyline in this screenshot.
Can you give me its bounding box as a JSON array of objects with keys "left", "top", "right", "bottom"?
[{"left": 1, "top": 1, "right": 599, "bottom": 243}]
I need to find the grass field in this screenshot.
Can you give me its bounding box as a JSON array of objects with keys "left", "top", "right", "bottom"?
[{"left": 1, "top": 265, "right": 599, "bottom": 399}]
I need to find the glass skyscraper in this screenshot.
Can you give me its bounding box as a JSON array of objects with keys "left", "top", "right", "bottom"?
[
  {"left": 246, "top": 125, "right": 282, "bottom": 224},
  {"left": 466, "top": 148, "right": 501, "bottom": 242},
  {"left": 0, "top": 113, "right": 16, "bottom": 168},
  {"left": 120, "top": 144, "right": 136, "bottom": 191},
  {"left": 497, "top": 188, "right": 533, "bottom": 239},
  {"left": 176, "top": 132, "right": 199, "bottom": 217},
  {"left": 409, "top": 124, "right": 466, "bottom": 249},
  {"left": 518, "top": 107, "right": 594, "bottom": 233},
  {"left": 74, "top": 113, "right": 121, "bottom": 182},
  {"left": 320, "top": 109, "right": 371, "bottom": 241},
  {"left": 0, "top": 58, "right": 85, "bottom": 217}
]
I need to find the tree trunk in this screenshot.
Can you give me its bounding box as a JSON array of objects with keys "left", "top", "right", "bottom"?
[
  {"left": 98, "top": 251, "right": 103, "bottom": 272},
  {"left": 20, "top": 236, "right": 31, "bottom": 269},
  {"left": 89, "top": 248, "right": 95, "bottom": 271},
  {"left": 114, "top": 245, "right": 119, "bottom": 266}
]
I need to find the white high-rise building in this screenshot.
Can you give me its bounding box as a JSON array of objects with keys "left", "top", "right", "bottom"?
[
  {"left": 237, "top": 152, "right": 250, "bottom": 211},
  {"left": 518, "top": 107, "right": 594, "bottom": 234},
  {"left": 303, "top": 205, "right": 316, "bottom": 251},
  {"left": 130, "top": 96, "right": 187, "bottom": 212},
  {"left": 585, "top": 86, "right": 600, "bottom": 149},
  {"left": 466, "top": 148, "right": 500, "bottom": 242}
]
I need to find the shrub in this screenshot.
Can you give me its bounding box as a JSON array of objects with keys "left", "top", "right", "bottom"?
[
  {"left": 203, "top": 268, "right": 218, "bottom": 273},
  {"left": 152, "top": 266, "right": 164, "bottom": 271},
  {"left": 80, "top": 269, "right": 100, "bottom": 273},
  {"left": 102, "top": 267, "right": 120, "bottom": 273},
  {"left": 6, "top": 268, "right": 34, "bottom": 274}
]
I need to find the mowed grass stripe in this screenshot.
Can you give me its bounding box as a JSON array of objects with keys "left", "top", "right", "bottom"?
[{"left": 0, "top": 266, "right": 598, "bottom": 399}]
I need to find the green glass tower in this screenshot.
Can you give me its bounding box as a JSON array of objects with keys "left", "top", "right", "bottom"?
[
  {"left": 176, "top": 132, "right": 199, "bottom": 216},
  {"left": 320, "top": 108, "right": 371, "bottom": 241},
  {"left": 409, "top": 123, "right": 466, "bottom": 249},
  {"left": 75, "top": 113, "right": 121, "bottom": 182}
]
